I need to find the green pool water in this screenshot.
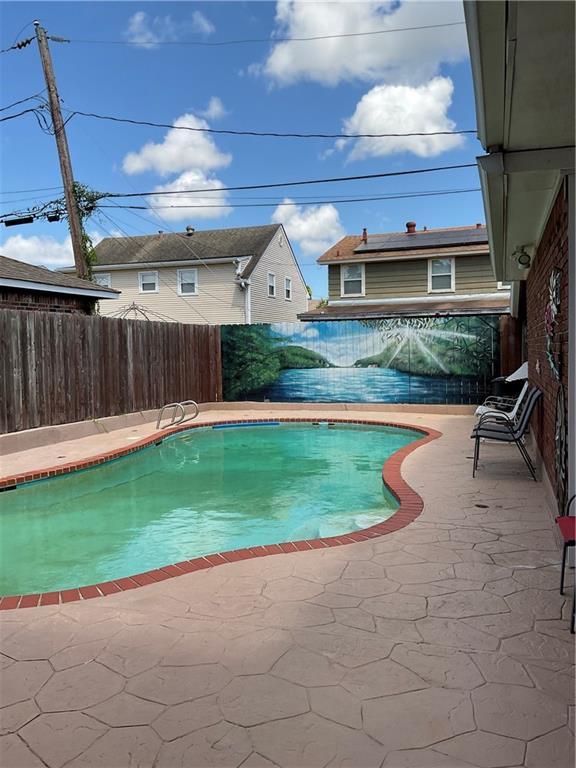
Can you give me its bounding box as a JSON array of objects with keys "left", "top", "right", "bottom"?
[{"left": 0, "top": 423, "right": 420, "bottom": 595}]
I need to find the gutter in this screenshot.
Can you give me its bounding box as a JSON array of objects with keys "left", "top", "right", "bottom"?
[{"left": 0, "top": 277, "right": 119, "bottom": 300}]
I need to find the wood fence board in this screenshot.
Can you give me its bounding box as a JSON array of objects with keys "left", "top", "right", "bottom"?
[{"left": 0, "top": 309, "right": 222, "bottom": 433}]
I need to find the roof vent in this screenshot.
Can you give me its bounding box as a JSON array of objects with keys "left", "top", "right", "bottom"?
[
  {"left": 362, "top": 227, "right": 368, "bottom": 243},
  {"left": 406, "top": 221, "right": 416, "bottom": 234},
  {"left": 186, "top": 226, "right": 195, "bottom": 236}
]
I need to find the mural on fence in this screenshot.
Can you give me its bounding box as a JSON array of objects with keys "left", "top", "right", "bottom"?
[{"left": 221, "top": 316, "right": 500, "bottom": 404}]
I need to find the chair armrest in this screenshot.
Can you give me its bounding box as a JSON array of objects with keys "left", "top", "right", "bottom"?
[
  {"left": 482, "top": 396, "right": 516, "bottom": 409},
  {"left": 477, "top": 412, "right": 516, "bottom": 434}
]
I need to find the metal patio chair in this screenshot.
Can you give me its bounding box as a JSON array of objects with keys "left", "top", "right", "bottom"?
[
  {"left": 557, "top": 495, "right": 576, "bottom": 634},
  {"left": 471, "top": 387, "right": 542, "bottom": 480}
]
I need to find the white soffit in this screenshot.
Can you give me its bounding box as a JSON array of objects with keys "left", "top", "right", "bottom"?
[{"left": 466, "top": 0, "right": 575, "bottom": 281}]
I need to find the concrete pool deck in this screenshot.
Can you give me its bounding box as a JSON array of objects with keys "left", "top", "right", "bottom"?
[{"left": 0, "top": 408, "right": 574, "bottom": 767}]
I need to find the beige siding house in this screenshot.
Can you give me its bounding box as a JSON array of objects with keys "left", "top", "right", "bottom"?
[
  {"left": 301, "top": 222, "right": 511, "bottom": 321},
  {"left": 63, "top": 225, "right": 308, "bottom": 324}
]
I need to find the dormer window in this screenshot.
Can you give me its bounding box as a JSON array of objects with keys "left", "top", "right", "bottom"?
[
  {"left": 428, "top": 258, "right": 455, "bottom": 293},
  {"left": 341, "top": 263, "right": 365, "bottom": 297}
]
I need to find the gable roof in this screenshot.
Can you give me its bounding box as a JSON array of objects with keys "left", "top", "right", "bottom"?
[
  {"left": 94, "top": 224, "right": 281, "bottom": 276},
  {"left": 318, "top": 225, "right": 489, "bottom": 264},
  {"left": 0, "top": 254, "right": 119, "bottom": 298}
]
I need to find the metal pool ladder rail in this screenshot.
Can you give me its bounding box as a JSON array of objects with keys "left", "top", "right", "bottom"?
[{"left": 156, "top": 400, "right": 199, "bottom": 430}]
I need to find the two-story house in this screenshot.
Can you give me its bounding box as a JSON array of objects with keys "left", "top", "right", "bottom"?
[
  {"left": 66, "top": 224, "right": 308, "bottom": 324},
  {"left": 300, "top": 222, "right": 511, "bottom": 321}
]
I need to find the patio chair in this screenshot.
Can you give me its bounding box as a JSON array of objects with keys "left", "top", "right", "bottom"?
[
  {"left": 475, "top": 379, "right": 529, "bottom": 421},
  {"left": 471, "top": 387, "right": 542, "bottom": 480},
  {"left": 556, "top": 495, "right": 576, "bottom": 634}
]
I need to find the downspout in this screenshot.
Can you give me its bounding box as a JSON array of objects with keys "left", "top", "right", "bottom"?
[{"left": 244, "top": 279, "right": 251, "bottom": 324}]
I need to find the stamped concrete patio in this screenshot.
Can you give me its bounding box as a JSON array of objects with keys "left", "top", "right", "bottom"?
[{"left": 1, "top": 409, "right": 574, "bottom": 768}]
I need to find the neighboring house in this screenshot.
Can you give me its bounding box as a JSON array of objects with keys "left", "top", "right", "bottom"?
[
  {"left": 69, "top": 224, "right": 308, "bottom": 325},
  {"left": 299, "top": 222, "right": 511, "bottom": 321},
  {"left": 0, "top": 254, "right": 119, "bottom": 314},
  {"left": 464, "top": 0, "right": 574, "bottom": 514}
]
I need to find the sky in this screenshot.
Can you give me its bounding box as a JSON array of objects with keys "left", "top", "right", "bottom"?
[{"left": 0, "top": 0, "right": 486, "bottom": 298}]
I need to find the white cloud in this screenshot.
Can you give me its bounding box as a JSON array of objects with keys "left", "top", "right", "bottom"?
[
  {"left": 338, "top": 76, "right": 464, "bottom": 160},
  {"left": 200, "top": 97, "right": 227, "bottom": 121},
  {"left": 122, "top": 113, "right": 231, "bottom": 176},
  {"left": 0, "top": 233, "right": 74, "bottom": 269},
  {"left": 191, "top": 10, "right": 215, "bottom": 36},
  {"left": 272, "top": 199, "right": 345, "bottom": 256},
  {"left": 124, "top": 10, "right": 214, "bottom": 48},
  {"left": 257, "top": 0, "right": 467, "bottom": 86},
  {"left": 148, "top": 170, "right": 232, "bottom": 222}
]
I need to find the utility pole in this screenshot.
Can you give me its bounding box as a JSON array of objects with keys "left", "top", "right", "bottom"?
[{"left": 33, "top": 20, "right": 88, "bottom": 278}]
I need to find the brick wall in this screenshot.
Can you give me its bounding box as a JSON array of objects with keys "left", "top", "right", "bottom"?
[
  {"left": 526, "top": 182, "right": 569, "bottom": 494},
  {"left": 0, "top": 288, "right": 94, "bottom": 314}
]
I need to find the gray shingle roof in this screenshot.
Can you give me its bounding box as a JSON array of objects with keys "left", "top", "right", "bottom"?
[
  {"left": 0, "top": 254, "right": 118, "bottom": 294},
  {"left": 94, "top": 225, "right": 281, "bottom": 274}
]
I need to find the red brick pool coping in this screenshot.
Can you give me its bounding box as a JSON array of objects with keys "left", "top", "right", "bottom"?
[{"left": 0, "top": 418, "right": 442, "bottom": 610}]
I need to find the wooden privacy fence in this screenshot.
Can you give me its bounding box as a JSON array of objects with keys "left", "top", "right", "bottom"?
[{"left": 0, "top": 309, "right": 222, "bottom": 434}]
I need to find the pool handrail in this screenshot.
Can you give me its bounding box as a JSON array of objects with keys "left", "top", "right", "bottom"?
[{"left": 156, "top": 400, "right": 199, "bottom": 430}]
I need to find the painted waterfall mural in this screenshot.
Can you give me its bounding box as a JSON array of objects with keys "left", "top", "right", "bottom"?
[{"left": 221, "top": 317, "right": 500, "bottom": 404}]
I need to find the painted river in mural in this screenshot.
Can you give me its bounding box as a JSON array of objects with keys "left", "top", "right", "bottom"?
[
  {"left": 259, "top": 367, "right": 485, "bottom": 404},
  {"left": 221, "top": 317, "right": 500, "bottom": 405}
]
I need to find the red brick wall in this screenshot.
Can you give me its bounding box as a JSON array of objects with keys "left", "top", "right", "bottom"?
[
  {"left": 526, "top": 183, "right": 569, "bottom": 492},
  {"left": 0, "top": 288, "right": 94, "bottom": 314}
]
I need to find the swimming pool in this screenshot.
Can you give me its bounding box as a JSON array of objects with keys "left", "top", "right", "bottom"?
[{"left": 0, "top": 422, "right": 422, "bottom": 596}]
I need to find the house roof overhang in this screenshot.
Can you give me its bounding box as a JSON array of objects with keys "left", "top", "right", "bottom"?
[{"left": 464, "top": 0, "right": 575, "bottom": 281}]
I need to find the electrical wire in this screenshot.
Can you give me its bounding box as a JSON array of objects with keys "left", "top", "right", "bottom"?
[
  {"left": 66, "top": 108, "right": 476, "bottom": 140},
  {"left": 68, "top": 21, "right": 466, "bottom": 47},
  {"left": 102, "top": 163, "right": 478, "bottom": 199},
  {"left": 0, "top": 108, "right": 42, "bottom": 122},
  {"left": 0, "top": 91, "right": 46, "bottom": 112},
  {"left": 0, "top": 185, "right": 63, "bottom": 194},
  {"left": 100, "top": 188, "right": 481, "bottom": 212}
]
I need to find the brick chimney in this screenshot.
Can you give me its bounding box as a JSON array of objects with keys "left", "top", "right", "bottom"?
[
  {"left": 476, "top": 222, "right": 482, "bottom": 229},
  {"left": 362, "top": 227, "right": 368, "bottom": 243},
  {"left": 406, "top": 221, "right": 416, "bottom": 234}
]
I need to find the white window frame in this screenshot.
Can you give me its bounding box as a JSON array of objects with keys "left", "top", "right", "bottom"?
[
  {"left": 284, "top": 277, "right": 292, "bottom": 301},
  {"left": 93, "top": 273, "right": 111, "bottom": 288},
  {"left": 268, "top": 272, "right": 276, "bottom": 298},
  {"left": 177, "top": 268, "right": 198, "bottom": 296},
  {"left": 138, "top": 270, "right": 159, "bottom": 294},
  {"left": 497, "top": 280, "right": 512, "bottom": 290},
  {"left": 427, "top": 258, "right": 455, "bottom": 293},
  {"left": 340, "top": 263, "right": 365, "bottom": 297}
]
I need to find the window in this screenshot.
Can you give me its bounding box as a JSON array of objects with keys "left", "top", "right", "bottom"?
[
  {"left": 93, "top": 273, "right": 111, "bottom": 288},
  {"left": 341, "top": 263, "right": 365, "bottom": 296},
  {"left": 428, "top": 258, "right": 454, "bottom": 292},
  {"left": 497, "top": 280, "right": 512, "bottom": 290},
  {"left": 285, "top": 277, "right": 292, "bottom": 300},
  {"left": 268, "top": 272, "right": 276, "bottom": 298},
  {"left": 178, "top": 268, "right": 198, "bottom": 295},
  {"left": 138, "top": 271, "right": 158, "bottom": 293}
]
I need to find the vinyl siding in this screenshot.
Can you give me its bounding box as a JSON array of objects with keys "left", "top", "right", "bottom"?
[
  {"left": 97, "top": 263, "right": 245, "bottom": 324},
  {"left": 454, "top": 255, "right": 500, "bottom": 294},
  {"left": 249, "top": 228, "right": 309, "bottom": 322},
  {"left": 328, "top": 254, "right": 499, "bottom": 300}
]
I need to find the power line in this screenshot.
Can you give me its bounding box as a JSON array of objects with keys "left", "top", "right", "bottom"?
[
  {"left": 65, "top": 21, "right": 466, "bottom": 48},
  {"left": 0, "top": 91, "right": 45, "bottom": 112},
  {"left": 100, "top": 188, "right": 481, "bottom": 212},
  {"left": 66, "top": 108, "right": 476, "bottom": 140},
  {"left": 0, "top": 108, "right": 41, "bottom": 122},
  {"left": 0, "top": 185, "right": 63, "bottom": 194},
  {"left": 103, "top": 163, "right": 478, "bottom": 199}
]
